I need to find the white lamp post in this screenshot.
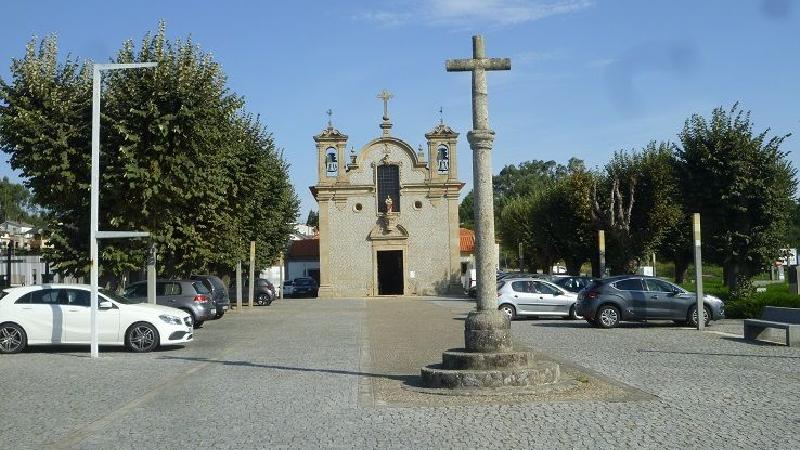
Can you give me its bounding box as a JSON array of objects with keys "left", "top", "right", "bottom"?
[{"left": 90, "top": 62, "right": 157, "bottom": 358}]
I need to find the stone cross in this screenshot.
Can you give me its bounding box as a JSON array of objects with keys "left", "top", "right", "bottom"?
[
  {"left": 377, "top": 89, "right": 393, "bottom": 120},
  {"left": 446, "top": 35, "right": 510, "bottom": 315},
  {"left": 446, "top": 35, "right": 511, "bottom": 131}
]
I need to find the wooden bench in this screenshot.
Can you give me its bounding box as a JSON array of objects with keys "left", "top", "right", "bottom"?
[{"left": 743, "top": 306, "right": 800, "bottom": 346}]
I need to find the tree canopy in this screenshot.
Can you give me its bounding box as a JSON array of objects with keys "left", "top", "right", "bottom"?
[
  {"left": 0, "top": 23, "right": 298, "bottom": 283},
  {"left": 677, "top": 104, "right": 796, "bottom": 288}
]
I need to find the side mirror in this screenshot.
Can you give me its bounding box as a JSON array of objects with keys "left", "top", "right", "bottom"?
[{"left": 99, "top": 301, "right": 113, "bottom": 309}]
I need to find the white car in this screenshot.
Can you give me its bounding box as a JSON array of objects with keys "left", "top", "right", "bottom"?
[
  {"left": 497, "top": 277, "right": 580, "bottom": 320},
  {"left": 0, "top": 284, "right": 194, "bottom": 354}
]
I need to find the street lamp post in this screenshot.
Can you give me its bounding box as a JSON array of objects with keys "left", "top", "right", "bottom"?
[{"left": 90, "top": 62, "right": 157, "bottom": 358}]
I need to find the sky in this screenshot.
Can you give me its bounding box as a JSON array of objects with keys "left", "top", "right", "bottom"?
[{"left": 1, "top": 0, "right": 799, "bottom": 218}]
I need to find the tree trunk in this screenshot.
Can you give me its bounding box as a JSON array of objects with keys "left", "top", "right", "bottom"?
[
  {"left": 673, "top": 257, "right": 690, "bottom": 284},
  {"left": 565, "top": 257, "right": 584, "bottom": 276},
  {"left": 723, "top": 262, "right": 740, "bottom": 290}
]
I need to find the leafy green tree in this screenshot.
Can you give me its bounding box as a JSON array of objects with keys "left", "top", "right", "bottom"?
[
  {"left": 0, "top": 176, "right": 42, "bottom": 224},
  {"left": 497, "top": 161, "right": 595, "bottom": 275},
  {"left": 786, "top": 198, "right": 800, "bottom": 250},
  {"left": 677, "top": 104, "right": 797, "bottom": 289},
  {"left": 306, "top": 210, "right": 319, "bottom": 228},
  {"left": 0, "top": 24, "right": 297, "bottom": 283},
  {"left": 592, "top": 142, "right": 682, "bottom": 274}
]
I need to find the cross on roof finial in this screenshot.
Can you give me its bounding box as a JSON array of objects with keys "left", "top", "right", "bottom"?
[
  {"left": 377, "top": 89, "right": 394, "bottom": 121},
  {"left": 439, "top": 106, "right": 444, "bottom": 125},
  {"left": 326, "top": 108, "right": 333, "bottom": 128}
]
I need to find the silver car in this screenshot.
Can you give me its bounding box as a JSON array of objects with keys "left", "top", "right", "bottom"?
[{"left": 497, "top": 278, "right": 580, "bottom": 320}]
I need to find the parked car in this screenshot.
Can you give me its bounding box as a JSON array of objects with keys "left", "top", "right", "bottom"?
[
  {"left": 496, "top": 278, "right": 580, "bottom": 320},
  {"left": 283, "top": 279, "right": 294, "bottom": 298},
  {"left": 230, "top": 278, "right": 275, "bottom": 306},
  {"left": 124, "top": 279, "right": 215, "bottom": 329},
  {"left": 552, "top": 276, "right": 596, "bottom": 293},
  {"left": 290, "top": 277, "right": 318, "bottom": 298},
  {"left": 190, "top": 275, "right": 230, "bottom": 319},
  {"left": 0, "top": 284, "right": 193, "bottom": 354},
  {"left": 576, "top": 275, "right": 725, "bottom": 328}
]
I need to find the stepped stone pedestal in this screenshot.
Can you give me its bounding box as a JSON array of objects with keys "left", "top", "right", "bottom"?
[
  {"left": 420, "top": 309, "right": 560, "bottom": 390},
  {"left": 421, "top": 35, "right": 560, "bottom": 392}
]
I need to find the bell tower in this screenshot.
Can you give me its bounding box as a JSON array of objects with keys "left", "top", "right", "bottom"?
[
  {"left": 425, "top": 118, "right": 459, "bottom": 183},
  {"left": 314, "top": 109, "right": 348, "bottom": 185}
]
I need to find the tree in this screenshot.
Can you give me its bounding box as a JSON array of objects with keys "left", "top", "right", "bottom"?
[
  {"left": 786, "top": 198, "right": 800, "bottom": 250},
  {"left": 0, "top": 176, "right": 42, "bottom": 224},
  {"left": 306, "top": 210, "right": 319, "bottom": 228},
  {"left": 592, "top": 142, "right": 682, "bottom": 274},
  {"left": 677, "top": 104, "right": 797, "bottom": 289},
  {"left": 496, "top": 160, "right": 595, "bottom": 275},
  {"left": 0, "top": 24, "right": 298, "bottom": 283}
]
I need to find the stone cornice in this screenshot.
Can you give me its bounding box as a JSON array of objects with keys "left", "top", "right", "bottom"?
[
  {"left": 425, "top": 122, "right": 459, "bottom": 139},
  {"left": 314, "top": 126, "right": 348, "bottom": 142}
]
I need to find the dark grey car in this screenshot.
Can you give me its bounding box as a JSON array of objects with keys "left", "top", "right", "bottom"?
[
  {"left": 230, "top": 278, "right": 274, "bottom": 306},
  {"left": 576, "top": 275, "right": 725, "bottom": 328},
  {"left": 190, "top": 275, "right": 230, "bottom": 319},
  {"left": 124, "top": 279, "right": 215, "bottom": 328}
]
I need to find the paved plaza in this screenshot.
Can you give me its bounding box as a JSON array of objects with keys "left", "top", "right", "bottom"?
[{"left": 1, "top": 297, "right": 799, "bottom": 449}]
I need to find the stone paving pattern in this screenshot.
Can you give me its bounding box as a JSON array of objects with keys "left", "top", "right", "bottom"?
[{"left": 0, "top": 297, "right": 798, "bottom": 449}]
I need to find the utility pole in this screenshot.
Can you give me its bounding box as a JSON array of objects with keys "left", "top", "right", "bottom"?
[
  {"left": 693, "top": 213, "right": 705, "bottom": 331},
  {"left": 236, "top": 261, "right": 242, "bottom": 310},
  {"left": 598, "top": 230, "right": 606, "bottom": 278},
  {"left": 248, "top": 241, "right": 256, "bottom": 307},
  {"left": 90, "top": 62, "right": 156, "bottom": 358},
  {"left": 147, "top": 241, "right": 156, "bottom": 304}
]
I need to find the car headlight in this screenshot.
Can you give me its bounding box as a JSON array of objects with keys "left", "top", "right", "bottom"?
[{"left": 159, "top": 315, "right": 182, "bottom": 325}]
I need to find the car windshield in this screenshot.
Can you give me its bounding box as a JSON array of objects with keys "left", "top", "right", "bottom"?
[
  {"left": 295, "top": 279, "right": 312, "bottom": 286},
  {"left": 101, "top": 288, "right": 138, "bottom": 304}
]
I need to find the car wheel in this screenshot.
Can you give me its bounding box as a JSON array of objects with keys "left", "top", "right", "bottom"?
[
  {"left": 499, "top": 304, "right": 516, "bottom": 321},
  {"left": 567, "top": 305, "right": 579, "bottom": 320},
  {"left": 125, "top": 322, "right": 159, "bottom": 353},
  {"left": 193, "top": 320, "right": 205, "bottom": 329},
  {"left": 597, "top": 305, "right": 620, "bottom": 329},
  {"left": 0, "top": 323, "right": 27, "bottom": 354},
  {"left": 688, "top": 305, "right": 711, "bottom": 328},
  {"left": 256, "top": 293, "right": 270, "bottom": 306},
  {"left": 215, "top": 310, "right": 225, "bottom": 319}
]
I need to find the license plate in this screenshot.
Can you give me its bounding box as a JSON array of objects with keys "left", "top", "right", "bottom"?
[
  {"left": 211, "top": 309, "right": 217, "bottom": 315},
  {"left": 223, "top": 305, "right": 229, "bottom": 311}
]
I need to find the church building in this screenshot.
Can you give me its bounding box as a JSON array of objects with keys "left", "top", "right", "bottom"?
[{"left": 311, "top": 92, "right": 464, "bottom": 297}]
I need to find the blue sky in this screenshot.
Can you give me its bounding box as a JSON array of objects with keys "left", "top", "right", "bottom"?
[{"left": 1, "top": 0, "right": 799, "bottom": 218}]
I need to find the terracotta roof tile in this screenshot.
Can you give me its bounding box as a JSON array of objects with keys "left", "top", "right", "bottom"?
[{"left": 460, "top": 227, "right": 475, "bottom": 253}]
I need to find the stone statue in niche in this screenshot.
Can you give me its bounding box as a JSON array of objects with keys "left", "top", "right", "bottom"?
[{"left": 385, "top": 195, "right": 393, "bottom": 213}]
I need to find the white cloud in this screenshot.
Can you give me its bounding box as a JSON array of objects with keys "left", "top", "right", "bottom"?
[{"left": 355, "top": 0, "right": 593, "bottom": 28}]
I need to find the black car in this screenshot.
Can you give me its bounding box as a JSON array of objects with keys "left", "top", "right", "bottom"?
[
  {"left": 290, "top": 277, "right": 318, "bottom": 298},
  {"left": 229, "top": 278, "right": 275, "bottom": 306},
  {"left": 552, "top": 276, "right": 596, "bottom": 293},
  {"left": 190, "top": 275, "right": 230, "bottom": 319},
  {"left": 576, "top": 275, "right": 725, "bottom": 328}
]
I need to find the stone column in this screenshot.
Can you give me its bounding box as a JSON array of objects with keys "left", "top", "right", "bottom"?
[{"left": 448, "top": 35, "right": 513, "bottom": 352}]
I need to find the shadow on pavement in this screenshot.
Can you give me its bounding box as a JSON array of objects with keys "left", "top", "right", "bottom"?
[
  {"left": 535, "top": 321, "right": 687, "bottom": 329},
  {"left": 20, "top": 344, "right": 189, "bottom": 357},
  {"left": 637, "top": 348, "right": 800, "bottom": 359},
  {"left": 158, "top": 355, "right": 412, "bottom": 382}
]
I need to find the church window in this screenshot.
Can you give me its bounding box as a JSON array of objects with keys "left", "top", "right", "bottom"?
[
  {"left": 414, "top": 200, "right": 423, "bottom": 210},
  {"left": 377, "top": 164, "right": 400, "bottom": 213},
  {"left": 436, "top": 144, "right": 450, "bottom": 174},
  {"left": 325, "top": 147, "right": 338, "bottom": 176}
]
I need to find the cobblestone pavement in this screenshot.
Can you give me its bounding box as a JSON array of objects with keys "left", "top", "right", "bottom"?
[{"left": 0, "top": 297, "right": 798, "bottom": 449}]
